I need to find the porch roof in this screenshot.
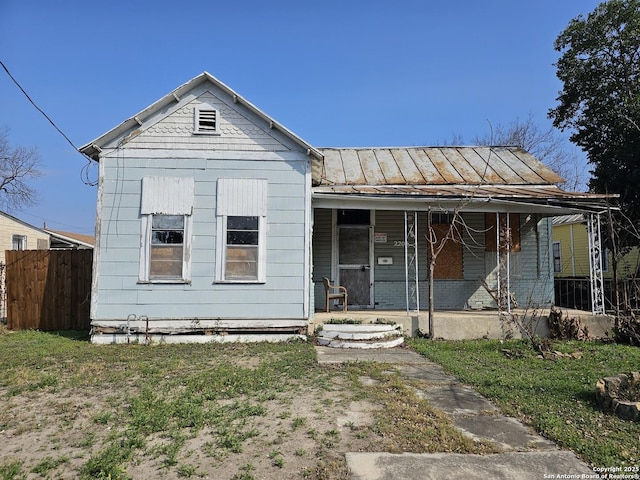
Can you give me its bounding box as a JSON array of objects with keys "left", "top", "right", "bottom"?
[
  {"left": 311, "top": 146, "right": 614, "bottom": 214},
  {"left": 313, "top": 146, "right": 565, "bottom": 186}
]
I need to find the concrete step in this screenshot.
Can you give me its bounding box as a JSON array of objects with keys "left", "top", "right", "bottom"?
[
  {"left": 317, "top": 335, "right": 405, "bottom": 349},
  {"left": 320, "top": 324, "right": 403, "bottom": 341},
  {"left": 317, "top": 323, "right": 404, "bottom": 349}
]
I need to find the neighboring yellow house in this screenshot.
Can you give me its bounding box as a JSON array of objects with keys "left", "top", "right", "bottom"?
[
  {"left": 0, "top": 211, "right": 50, "bottom": 264},
  {"left": 552, "top": 214, "right": 640, "bottom": 279}
]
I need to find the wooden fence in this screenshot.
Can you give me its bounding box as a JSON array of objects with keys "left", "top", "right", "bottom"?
[{"left": 6, "top": 249, "right": 92, "bottom": 330}]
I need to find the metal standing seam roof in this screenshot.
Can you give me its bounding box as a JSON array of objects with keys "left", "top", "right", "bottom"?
[
  {"left": 313, "top": 146, "right": 565, "bottom": 186},
  {"left": 311, "top": 146, "right": 615, "bottom": 211}
]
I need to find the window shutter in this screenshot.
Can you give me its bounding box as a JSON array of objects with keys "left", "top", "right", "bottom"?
[
  {"left": 141, "top": 177, "right": 194, "bottom": 215},
  {"left": 217, "top": 178, "right": 267, "bottom": 216}
]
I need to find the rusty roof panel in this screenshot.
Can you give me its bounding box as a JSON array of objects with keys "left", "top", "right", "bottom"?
[
  {"left": 440, "top": 148, "right": 484, "bottom": 184},
  {"left": 340, "top": 149, "right": 366, "bottom": 185},
  {"left": 389, "top": 148, "right": 426, "bottom": 184},
  {"left": 321, "top": 149, "right": 346, "bottom": 185},
  {"left": 456, "top": 147, "right": 504, "bottom": 184},
  {"left": 407, "top": 149, "right": 447, "bottom": 184},
  {"left": 374, "top": 149, "right": 406, "bottom": 183},
  {"left": 511, "top": 147, "right": 565, "bottom": 184},
  {"left": 358, "top": 150, "right": 387, "bottom": 184},
  {"left": 423, "top": 148, "right": 465, "bottom": 183},
  {"left": 478, "top": 147, "right": 525, "bottom": 183},
  {"left": 494, "top": 147, "right": 546, "bottom": 184}
]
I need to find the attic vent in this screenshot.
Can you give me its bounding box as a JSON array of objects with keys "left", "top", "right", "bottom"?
[{"left": 193, "top": 105, "right": 219, "bottom": 134}]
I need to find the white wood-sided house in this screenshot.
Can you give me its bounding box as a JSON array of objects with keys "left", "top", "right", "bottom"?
[{"left": 80, "top": 72, "right": 612, "bottom": 343}]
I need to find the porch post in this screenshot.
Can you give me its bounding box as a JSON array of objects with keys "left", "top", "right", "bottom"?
[
  {"left": 588, "top": 213, "right": 606, "bottom": 314},
  {"left": 496, "top": 212, "right": 513, "bottom": 314},
  {"left": 404, "top": 211, "right": 419, "bottom": 313},
  {"left": 496, "top": 213, "right": 501, "bottom": 310}
]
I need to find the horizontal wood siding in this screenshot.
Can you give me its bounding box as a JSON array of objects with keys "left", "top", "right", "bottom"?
[
  {"left": 95, "top": 156, "right": 308, "bottom": 320},
  {"left": 312, "top": 209, "right": 332, "bottom": 308},
  {"left": 94, "top": 88, "right": 310, "bottom": 323},
  {"left": 373, "top": 211, "right": 406, "bottom": 281}
]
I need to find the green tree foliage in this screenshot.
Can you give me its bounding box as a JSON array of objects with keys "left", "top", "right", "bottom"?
[{"left": 549, "top": 0, "right": 640, "bottom": 243}]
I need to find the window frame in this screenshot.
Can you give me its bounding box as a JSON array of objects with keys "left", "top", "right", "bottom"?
[
  {"left": 215, "top": 178, "right": 268, "bottom": 284},
  {"left": 552, "top": 241, "right": 562, "bottom": 273},
  {"left": 217, "top": 215, "right": 266, "bottom": 283},
  {"left": 140, "top": 213, "right": 192, "bottom": 284},
  {"left": 138, "top": 176, "right": 194, "bottom": 284},
  {"left": 11, "top": 235, "right": 26, "bottom": 250}
]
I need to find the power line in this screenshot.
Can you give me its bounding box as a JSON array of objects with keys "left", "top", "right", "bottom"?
[{"left": 0, "top": 59, "right": 98, "bottom": 186}]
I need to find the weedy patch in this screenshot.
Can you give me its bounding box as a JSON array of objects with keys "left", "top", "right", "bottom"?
[{"left": 409, "top": 338, "right": 640, "bottom": 467}]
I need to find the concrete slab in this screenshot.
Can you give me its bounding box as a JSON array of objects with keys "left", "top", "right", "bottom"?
[
  {"left": 315, "top": 346, "right": 429, "bottom": 365},
  {"left": 346, "top": 451, "right": 595, "bottom": 480},
  {"left": 318, "top": 345, "right": 595, "bottom": 479},
  {"left": 421, "top": 384, "right": 500, "bottom": 415},
  {"left": 395, "top": 363, "right": 458, "bottom": 384},
  {"left": 452, "top": 414, "right": 557, "bottom": 451}
]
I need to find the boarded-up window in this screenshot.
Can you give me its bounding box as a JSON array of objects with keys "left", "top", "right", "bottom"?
[
  {"left": 431, "top": 224, "right": 463, "bottom": 279},
  {"left": 139, "top": 176, "right": 194, "bottom": 283},
  {"left": 216, "top": 179, "right": 267, "bottom": 283},
  {"left": 485, "top": 213, "right": 521, "bottom": 252}
]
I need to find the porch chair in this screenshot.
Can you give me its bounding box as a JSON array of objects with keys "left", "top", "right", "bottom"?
[{"left": 322, "top": 277, "right": 348, "bottom": 313}]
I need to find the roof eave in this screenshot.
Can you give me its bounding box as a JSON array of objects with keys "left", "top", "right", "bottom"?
[{"left": 311, "top": 192, "right": 613, "bottom": 215}]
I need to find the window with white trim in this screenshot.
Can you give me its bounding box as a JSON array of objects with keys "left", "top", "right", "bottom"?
[
  {"left": 139, "top": 176, "right": 194, "bottom": 283},
  {"left": 11, "top": 235, "right": 26, "bottom": 250},
  {"left": 552, "top": 241, "right": 562, "bottom": 273},
  {"left": 193, "top": 104, "right": 218, "bottom": 134},
  {"left": 150, "top": 215, "right": 185, "bottom": 279},
  {"left": 215, "top": 178, "right": 267, "bottom": 283}
]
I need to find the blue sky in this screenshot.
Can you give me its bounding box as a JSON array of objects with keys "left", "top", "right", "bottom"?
[{"left": 0, "top": 0, "right": 601, "bottom": 236}]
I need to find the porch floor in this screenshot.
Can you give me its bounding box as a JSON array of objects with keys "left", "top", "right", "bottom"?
[{"left": 311, "top": 308, "right": 614, "bottom": 340}]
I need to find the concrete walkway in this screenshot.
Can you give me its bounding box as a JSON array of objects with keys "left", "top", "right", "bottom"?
[{"left": 316, "top": 346, "right": 595, "bottom": 480}]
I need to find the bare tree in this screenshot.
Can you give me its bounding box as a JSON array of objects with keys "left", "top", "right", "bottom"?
[
  {"left": 471, "top": 114, "right": 586, "bottom": 191},
  {"left": 0, "top": 127, "right": 42, "bottom": 211}
]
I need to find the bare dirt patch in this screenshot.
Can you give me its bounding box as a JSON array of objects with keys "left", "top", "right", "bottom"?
[{"left": 0, "top": 334, "right": 490, "bottom": 480}]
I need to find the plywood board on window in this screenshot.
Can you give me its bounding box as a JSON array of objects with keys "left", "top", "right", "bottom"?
[
  {"left": 431, "top": 223, "right": 463, "bottom": 279},
  {"left": 485, "top": 213, "right": 521, "bottom": 252}
]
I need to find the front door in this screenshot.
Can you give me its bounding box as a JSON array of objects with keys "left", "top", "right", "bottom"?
[{"left": 337, "top": 210, "right": 372, "bottom": 308}]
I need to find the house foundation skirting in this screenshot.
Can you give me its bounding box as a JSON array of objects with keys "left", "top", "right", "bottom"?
[
  {"left": 312, "top": 309, "right": 615, "bottom": 341},
  {"left": 90, "top": 318, "right": 308, "bottom": 344}
]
